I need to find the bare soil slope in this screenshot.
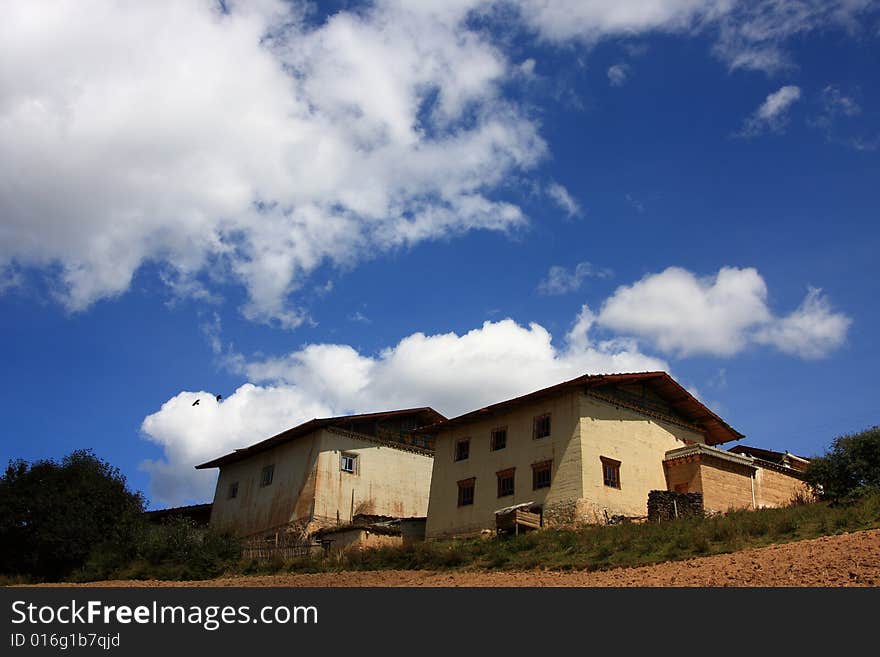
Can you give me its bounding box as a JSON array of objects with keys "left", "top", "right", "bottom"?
[{"left": 36, "top": 529, "right": 880, "bottom": 587}]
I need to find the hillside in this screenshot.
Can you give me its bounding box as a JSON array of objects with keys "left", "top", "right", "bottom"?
[{"left": 30, "top": 528, "right": 880, "bottom": 587}]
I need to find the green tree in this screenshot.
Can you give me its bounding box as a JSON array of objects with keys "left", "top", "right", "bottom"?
[
  {"left": 805, "top": 426, "right": 880, "bottom": 503},
  {"left": 0, "top": 450, "right": 145, "bottom": 580}
]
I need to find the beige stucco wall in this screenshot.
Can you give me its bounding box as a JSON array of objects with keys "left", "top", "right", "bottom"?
[
  {"left": 693, "top": 460, "right": 756, "bottom": 512},
  {"left": 754, "top": 467, "right": 809, "bottom": 508},
  {"left": 578, "top": 395, "right": 705, "bottom": 522},
  {"left": 311, "top": 428, "right": 434, "bottom": 525},
  {"left": 425, "top": 390, "right": 707, "bottom": 538},
  {"left": 664, "top": 458, "right": 809, "bottom": 513},
  {"left": 209, "top": 428, "right": 433, "bottom": 538},
  {"left": 209, "top": 433, "right": 322, "bottom": 537},
  {"left": 664, "top": 459, "right": 702, "bottom": 493},
  {"left": 425, "top": 390, "right": 583, "bottom": 539}
]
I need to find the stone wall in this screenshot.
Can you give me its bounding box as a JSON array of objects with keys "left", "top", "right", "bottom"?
[{"left": 647, "top": 490, "right": 704, "bottom": 522}]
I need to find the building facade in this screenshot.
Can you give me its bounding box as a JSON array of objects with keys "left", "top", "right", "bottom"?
[
  {"left": 196, "top": 408, "right": 443, "bottom": 539},
  {"left": 424, "top": 372, "right": 807, "bottom": 539}
]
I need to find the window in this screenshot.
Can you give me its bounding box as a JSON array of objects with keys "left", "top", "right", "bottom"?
[
  {"left": 533, "top": 414, "right": 551, "bottom": 440},
  {"left": 532, "top": 460, "right": 552, "bottom": 490},
  {"left": 457, "top": 478, "right": 475, "bottom": 507},
  {"left": 601, "top": 457, "right": 621, "bottom": 489},
  {"left": 496, "top": 468, "right": 515, "bottom": 498},
  {"left": 260, "top": 464, "right": 275, "bottom": 487},
  {"left": 455, "top": 437, "right": 470, "bottom": 461},
  {"left": 490, "top": 427, "right": 507, "bottom": 451},
  {"left": 228, "top": 482, "right": 239, "bottom": 499},
  {"left": 340, "top": 453, "right": 358, "bottom": 474}
]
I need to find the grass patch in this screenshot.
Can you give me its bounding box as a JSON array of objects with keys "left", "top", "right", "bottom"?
[
  {"left": 38, "top": 493, "right": 880, "bottom": 582},
  {"left": 274, "top": 493, "right": 880, "bottom": 576}
]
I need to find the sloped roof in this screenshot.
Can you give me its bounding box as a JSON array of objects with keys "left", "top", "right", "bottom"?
[
  {"left": 195, "top": 407, "right": 446, "bottom": 469},
  {"left": 421, "top": 372, "right": 743, "bottom": 445}
]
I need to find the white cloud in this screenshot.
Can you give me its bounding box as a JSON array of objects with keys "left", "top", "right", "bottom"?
[
  {"left": 546, "top": 182, "right": 582, "bottom": 217},
  {"left": 607, "top": 63, "right": 630, "bottom": 86},
  {"left": 712, "top": 0, "right": 876, "bottom": 73},
  {"left": 0, "top": 0, "right": 544, "bottom": 326},
  {"left": 538, "top": 262, "right": 611, "bottom": 295},
  {"left": 513, "top": 0, "right": 731, "bottom": 43},
  {"left": 140, "top": 307, "right": 666, "bottom": 504},
  {"left": 2, "top": 1, "right": 874, "bottom": 322},
  {"left": 737, "top": 85, "right": 802, "bottom": 137},
  {"left": 512, "top": 0, "right": 876, "bottom": 74},
  {"left": 597, "top": 266, "right": 851, "bottom": 358},
  {"left": 141, "top": 384, "right": 334, "bottom": 507},
  {"left": 819, "top": 85, "right": 862, "bottom": 119},
  {"left": 754, "top": 287, "right": 852, "bottom": 359}
]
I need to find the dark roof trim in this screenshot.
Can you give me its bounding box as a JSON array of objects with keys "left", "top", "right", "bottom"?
[
  {"left": 421, "top": 372, "right": 744, "bottom": 445},
  {"left": 195, "top": 407, "right": 445, "bottom": 469}
]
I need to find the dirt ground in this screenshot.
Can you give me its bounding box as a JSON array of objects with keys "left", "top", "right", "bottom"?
[{"left": 32, "top": 529, "right": 880, "bottom": 587}]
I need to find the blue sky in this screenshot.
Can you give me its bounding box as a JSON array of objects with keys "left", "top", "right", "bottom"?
[{"left": 1, "top": 1, "right": 878, "bottom": 507}]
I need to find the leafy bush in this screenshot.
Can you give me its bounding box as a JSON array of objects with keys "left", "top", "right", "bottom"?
[
  {"left": 805, "top": 426, "right": 880, "bottom": 503},
  {"left": 0, "top": 450, "right": 145, "bottom": 581}
]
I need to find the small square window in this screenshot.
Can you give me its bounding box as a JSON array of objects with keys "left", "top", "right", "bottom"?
[
  {"left": 533, "top": 414, "right": 551, "bottom": 440},
  {"left": 490, "top": 427, "right": 507, "bottom": 451},
  {"left": 455, "top": 438, "right": 470, "bottom": 461},
  {"left": 496, "top": 468, "right": 515, "bottom": 498},
  {"left": 228, "top": 482, "right": 239, "bottom": 499},
  {"left": 340, "top": 453, "right": 358, "bottom": 474},
  {"left": 532, "top": 460, "right": 552, "bottom": 490},
  {"left": 457, "top": 478, "right": 475, "bottom": 507},
  {"left": 260, "top": 464, "right": 275, "bottom": 487},
  {"left": 601, "top": 457, "right": 621, "bottom": 489}
]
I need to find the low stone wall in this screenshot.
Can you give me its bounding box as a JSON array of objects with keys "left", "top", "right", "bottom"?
[{"left": 647, "top": 490, "right": 703, "bottom": 522}]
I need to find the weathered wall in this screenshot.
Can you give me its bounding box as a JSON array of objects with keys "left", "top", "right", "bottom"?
[
  {"left": 312, "top": 428, "right": 434, "bottom": 526},
  {"left": 663, "top": 459, "right": 702, "bottom": 494},
  {"left": 696, "top": 459, "right": 756, "bottom": 512},
  {"left": 322, "top": 528, "right": 403, "bottom": 554},
  {"left": 209, "top": 433, "right": 321, "bottom": 537},
  {"left": 425, "top": 390, "right": 583, "bottom": 539},
  {"left": 577, "top": 395, "right": 705, "bottom": 522},
  {"left": 755, "top": 467, "right": 809, "bottom": 508}
]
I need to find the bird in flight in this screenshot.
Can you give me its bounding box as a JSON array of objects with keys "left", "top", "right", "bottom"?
[{"left": 192, "top": 399, "right": 200, "bottom": 406}]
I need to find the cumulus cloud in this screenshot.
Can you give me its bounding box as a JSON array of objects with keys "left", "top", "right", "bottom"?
[
  {"left": 596, "top": 266, "right": 851, "bottom": 358},
  {"left": 546, "top": 182, "right": 582, "bottom": 218},
  {"left": 0, "top": 0, "right": 544, "bottom": 326},
  {"left": 538, "top": 262, "right": 611, "bottom": 295},
  {"left": 754, "top": 287, "right": 852, "bottom": 359},
  {"left": 3, "top": 1, "right": 875, "bottom": 325},
  {"left": 737, "top": 85, "right": 802, "bottom": 137},
  {"left": 140, "top": 307, "right": 667, "bottom": 504},
  {"left": 607, "top": 63, "right": 631, "bottom": 86}
]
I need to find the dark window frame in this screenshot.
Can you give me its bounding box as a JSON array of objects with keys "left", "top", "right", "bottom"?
[
  {"left": 490, "top": 426, "right": 508, "bottom": 451},
  {"left": 601, "top": 456, "right": 621, "bottom": 489},
  {"left": 533, "top": 414, "right": 551, "bottom": 440},
  {"left": 260, "top": 464, "right": 275, "bottom": 487},
  {"left": 454, "top": 437, "right": 471, "bottom": 462},
  {"left": 532, "top": 460, "right": 552, "bottom": 490},
  {"left": 457, "top": 477, "right": 475, "bottom": 507},
  {"left": 496, "top": 468, "right": 515, "bottom": 498},
  {"left": 340, "top": 452, "right": 358, "bottom": 474}
]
